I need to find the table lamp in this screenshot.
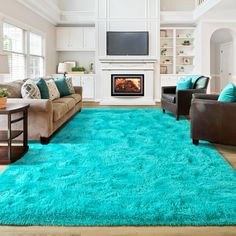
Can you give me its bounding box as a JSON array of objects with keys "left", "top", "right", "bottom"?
[{"left": 58, "top": 62, "right": 70, "bottom": 77}]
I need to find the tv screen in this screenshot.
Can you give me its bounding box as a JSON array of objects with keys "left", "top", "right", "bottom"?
[{"left": 107, "top": 32, "right": 149, "bottom": 56}]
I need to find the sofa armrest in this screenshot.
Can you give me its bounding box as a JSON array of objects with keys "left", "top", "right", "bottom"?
[
  {"left": 7, "top": 98, "right": 53, "bottom": 113},
  {"left": 74, "top": 86, "right": 83, "bottom": 97},
  {"left": 162, "top": 86, "right": 176, "bottom": 94}
]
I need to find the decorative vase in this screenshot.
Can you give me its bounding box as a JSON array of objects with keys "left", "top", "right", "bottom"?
[{"left": 0, "top": 97, "right": 7, "bottom": 109}]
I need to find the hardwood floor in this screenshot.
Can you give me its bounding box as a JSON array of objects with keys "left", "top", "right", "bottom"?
[{"left": 0, "top": 102, "right": 235, "bottom": 236}]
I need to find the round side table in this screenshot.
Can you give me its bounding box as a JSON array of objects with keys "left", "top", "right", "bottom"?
[{"left": 0, "top": 103, "right": 30, "bottom": 165}]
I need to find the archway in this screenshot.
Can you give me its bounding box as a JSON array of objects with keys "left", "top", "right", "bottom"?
[{"left": 210, "top": 28, "right": 234, "bottom": 93}]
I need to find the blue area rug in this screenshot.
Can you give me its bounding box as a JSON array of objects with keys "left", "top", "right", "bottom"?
[{"left": 0, "top": 109, "right": 236, "bottom": 226}]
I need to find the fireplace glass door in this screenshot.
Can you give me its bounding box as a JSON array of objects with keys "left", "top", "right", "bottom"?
[{"left": 111, "top": 74, "right": 144, "bottom": 96}]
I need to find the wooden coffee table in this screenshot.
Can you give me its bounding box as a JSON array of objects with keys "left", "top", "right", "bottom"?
[{"left": 0, "top": 103, "right": 30, "bottom": 165}]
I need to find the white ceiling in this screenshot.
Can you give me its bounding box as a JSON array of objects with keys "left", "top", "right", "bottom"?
[
  {"left": 16, "top": 0, "right": 236, "bottom": 25},
  {"left": 57, "top": 0, "right": 95, "bottom": 12}
]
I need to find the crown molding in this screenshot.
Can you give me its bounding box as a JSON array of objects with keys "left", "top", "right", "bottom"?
[
  {"left": 160, "top": 11, "right": 195, "bottom": 24},
  {"left": 16, "top": 0, "right": 60, "bottom": 25}
]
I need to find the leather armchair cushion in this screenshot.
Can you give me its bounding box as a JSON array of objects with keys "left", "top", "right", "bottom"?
[{"left": 162, "top": 93, "right": 176, "bottom": 104}]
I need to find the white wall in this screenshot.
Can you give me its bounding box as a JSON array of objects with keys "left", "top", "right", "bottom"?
[
  {"left": 160, "top": 0, "right": 195, "bottom": 11},
  {"left": 57, "top": 51, "right": 95, "bottom": 72},
  {"left": 198, "top": 22, "right": 236, "bottom": 90},
  {"left": 210, "top": 29, "right": 233, "bottom": 92},
  {"left": 0, "top": 0, "right": 57, "bottom": 77}
]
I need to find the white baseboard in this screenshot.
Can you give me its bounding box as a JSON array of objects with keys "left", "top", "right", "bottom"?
[{"left": 99, "top": 98, "right": 156, "bottom": 106}]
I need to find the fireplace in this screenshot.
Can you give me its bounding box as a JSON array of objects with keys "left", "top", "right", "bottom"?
[{"left": 111, "top": 74, "right": 144, "bottom": 96}]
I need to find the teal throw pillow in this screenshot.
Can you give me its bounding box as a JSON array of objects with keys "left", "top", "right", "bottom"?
[
  {"left": 190, "top": 75, "right": 201, "bottom": 84},
  {"left": 177, "top": 77, "right": 192, "bottom": 90},
  {"left": 218, "top": 83, "right": 236, "bottom": 103},
  {"left": 54, "top": 78, "right": 71, "bottom": 97},
  {"left": 36, "top": 79, "right": 49, "bottom": 99}
]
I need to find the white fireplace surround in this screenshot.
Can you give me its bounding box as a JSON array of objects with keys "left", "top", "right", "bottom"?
[{"left": 99, "top": 58, "right": 157, "bottom": 105}]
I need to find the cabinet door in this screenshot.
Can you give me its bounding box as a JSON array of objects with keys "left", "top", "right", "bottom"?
[
  {"left": 56, "top": 28, "right": 70, "bottom": 50},
  {"left": 83, "top": 27, "right": 96, "bottom": 50},
  {"left": 81, "top": 76, "right": 94, "bottom": 99},
  {"left": 71, "top": 76, "right": 81, "bottom": 87},
  {"left": 69, "top": 28, "right": 84, "bottom": 51}
]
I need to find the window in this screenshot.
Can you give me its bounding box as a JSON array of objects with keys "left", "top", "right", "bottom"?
[
  {"left": 3, "top": 23, "right": 26, "bottom": 81},
  {"left": 29, "top": 33, "right": 44, "bottom": 78},
  {"left": 3, "top": 23, "right": 45, "bottom": 81}
]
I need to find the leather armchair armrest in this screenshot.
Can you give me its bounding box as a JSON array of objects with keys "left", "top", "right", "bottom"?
[
  {"left": 162, "top": 86, "right": 176, "bottom": 94},
  {"left": 176, "top": 89, "right": 206, "bottom": 105},
  {"left": 192, "top": 93, "right": 219, "bottom": 101}
]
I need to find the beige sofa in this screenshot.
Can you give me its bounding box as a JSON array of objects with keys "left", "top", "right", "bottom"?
[{"left": 0, "top": 80, "right": 82, "bottom": 144}]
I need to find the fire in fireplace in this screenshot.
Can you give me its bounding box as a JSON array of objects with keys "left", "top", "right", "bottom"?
[{"left": 111, "top": 74, "right": 144, "bottom": 96}]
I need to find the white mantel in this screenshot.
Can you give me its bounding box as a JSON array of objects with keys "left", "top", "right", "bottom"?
[{"left": 99, "top": 58, "right": 157, "bottom": 105}]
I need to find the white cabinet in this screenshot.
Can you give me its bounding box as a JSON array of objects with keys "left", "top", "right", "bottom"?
[
  {"left": 70, "top": 28, "right": 84, "bottom": 50},
  {"left": 80, "top": 75, "right": 95, "bottom": 99},
  {"left": 56, "top": 28, "right": 71, "bottom": 50},
  {"left": 83, "top": 28, "right": 96, "bottom": 50},
  {"left": 56, "top": 27, "right": 95, "bottom": 51},
  {"left": 51, "top": 74, "right": 95, "bottom": 101}
]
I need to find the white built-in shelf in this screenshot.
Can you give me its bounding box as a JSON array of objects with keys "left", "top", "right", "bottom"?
[
  {"left": 176, "top": 45, "right": 194, "bottom": 48},
  {"left": 176, "top": 37, "right": 194, "bottom": 40},
  {"left": 177, "top": 55, "right": 195, "bottom": 57},
  {"left": 160, "top": 37, "right": 173, "bottom": 39},
  {"left": 160, "top": 27, "right": 196, "bottom": 76},
  {"left": 161, "top": 47, "right": 173, "bottom": 49}
]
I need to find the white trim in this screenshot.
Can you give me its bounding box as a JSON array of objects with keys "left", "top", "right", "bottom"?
[
  {"left": 161, "top": 11, "right": 195, "bottom": 24},
  {"left": 16, "top": 0, "right": 60, "bottom": 25},
  {"left": 0, "top": 13, "right": 46, "bottom": 38}
]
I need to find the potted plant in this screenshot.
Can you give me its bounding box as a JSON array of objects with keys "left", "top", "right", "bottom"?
[
  {"left": 182, "top": 40, "right": 191, "bottom": 46},
  {"left": 0, "top": 88, "right": 10, "bottom": 109},
  {"left": 71, "top": 66, "right": 86, "bottom": 74}
]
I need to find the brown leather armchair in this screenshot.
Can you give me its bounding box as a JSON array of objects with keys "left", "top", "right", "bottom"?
[
  {"left": 161, "top": 76, "right": 210, "bottom": 120},
  {"left": 190, "top": 94, "right": 236, "bottom": 146}
]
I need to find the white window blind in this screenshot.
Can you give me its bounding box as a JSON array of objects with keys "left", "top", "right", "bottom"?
[
  {"left": 3, "top": 23, "right": 26, "bottom": 81},
  {"left": 29, "top": 33, "right": 44, "bottom": 78}
]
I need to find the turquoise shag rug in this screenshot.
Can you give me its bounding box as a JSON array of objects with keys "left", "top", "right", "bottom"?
[{"left": 0, "top": 109, "right": 236, "bottom": 226}]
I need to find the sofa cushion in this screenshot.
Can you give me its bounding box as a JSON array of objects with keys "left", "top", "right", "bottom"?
[
  {"left": 52, "top": 103, "right": 68, "bottom": 122},
  {"left": 177, "top": 77, "right": 192, "bottom": 90},
  {"left": 54, "top": 78, "right": 71, "bottom": 97},
  {"left": 21, "top": 79, "right": 41, "bottom": 99},
  {"left": 53, "top": 97, "right": 76, "bottom": 111},
  {"left": 36, "top": 79, "right": 50, "bottom": 99},
  {"left": 46, "top": 79, "right": 60, "bottom": 100},
  {"left": 218, "top": 83, "right": 236, "bottom": 103},
  {"left": 162, "top": 93, "right": 176, "bottom": 104},
  {"left": 0, "top": 80, "right": 24, "bottom": 98},
  {"left": 65, "top": 94, "right": 82, "bottom": 103},
  {"left": 65, "top": 77, "right": 75, "bottom": 94}
]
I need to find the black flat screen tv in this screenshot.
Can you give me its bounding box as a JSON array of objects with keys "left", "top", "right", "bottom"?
[{"left": 107, "top": 32, "right": 149, "bottom": 56}]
